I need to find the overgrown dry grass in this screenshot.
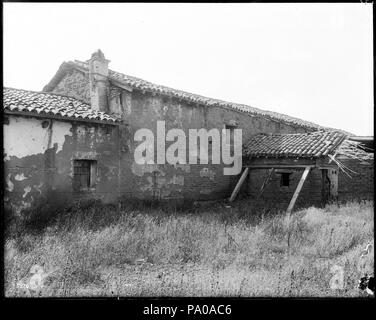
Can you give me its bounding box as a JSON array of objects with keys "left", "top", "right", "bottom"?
[{"left": 4, "top": 200, "right": 374, "bottom": 297}]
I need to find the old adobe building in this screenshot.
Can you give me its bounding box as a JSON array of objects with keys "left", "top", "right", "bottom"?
[
  {"left": 241, "top": 132, "right": 373, "bottom": 211},
  {"left": 3, "top": 50, "right": 373, "bottom": 215}
]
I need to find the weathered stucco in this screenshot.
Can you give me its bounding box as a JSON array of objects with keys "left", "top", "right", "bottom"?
[
  {"left": 4, "top": 66, "right": 368, "bottom": 216},
  {"left": 45, "top": 69, "right": 316, "bottom": 203},
  {"left": 4, "top": 114, "right": 122, "bottom": 215},
  {"left": 119, "top": 90, "right": 310, "bottom": 200},
  {"left": 4, "top": 117, "right": 72, "bottom": 160}
]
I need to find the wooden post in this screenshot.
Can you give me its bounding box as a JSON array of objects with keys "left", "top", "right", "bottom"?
[
  {"left": 286, "top": 166, "right": 311, "bottom": 218},
  {"left": 229, "top": 167, "right": 249, "bottom": 202},
  {"left": 257, "top": 168, "right": 274, "bottom": 199},
  {"left": 327, "top": 168, "right": 338, "bottom": 199}
]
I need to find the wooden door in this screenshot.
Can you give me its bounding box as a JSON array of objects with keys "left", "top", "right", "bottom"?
[{"left": 321, "top": 168, "right": 338, "bottom": 205}]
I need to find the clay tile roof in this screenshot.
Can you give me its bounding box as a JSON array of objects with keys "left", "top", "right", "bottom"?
[
  {"left": 244, "top": 130, "right": 348, "bottom": 158},
  {"left": 45, "top": 60, "right": 344, "bottom": 131},
  {"left": 3, "top": 87, "right": 120, "bottom": 124}
]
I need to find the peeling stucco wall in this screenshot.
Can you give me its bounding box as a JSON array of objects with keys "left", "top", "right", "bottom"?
[
  {"left": 46, "top": 69, "right": 315, "bottom": 203},
  {"left": 120, "top": 90, "right": 311, "bottom": 201},
  {"left": 6, "top": 66, "right": 369, "bottom": 214},
  {"left": 4, "top": 117, "right": 72, "bottom": 160},
  {"left": 4, "top": 114, "right": 122, "bottom": 215}
]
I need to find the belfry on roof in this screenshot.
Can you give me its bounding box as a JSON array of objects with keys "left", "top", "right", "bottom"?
[{"left": 91, "top": 49, "right": 106, "bottom": 60}]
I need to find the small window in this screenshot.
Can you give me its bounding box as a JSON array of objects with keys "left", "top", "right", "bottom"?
[
  {"left": 280, "top": 173, "right": 290, "bottom": 187},
  {"left": 224, "top": 124, "right": 237, "bottom": 146},
  {"left": 73, "top": 160, "right": 97, "bottom": 191}
]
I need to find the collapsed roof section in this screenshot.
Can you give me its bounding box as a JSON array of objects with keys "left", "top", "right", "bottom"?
[{"left": 243, "top": 130, "right": 373, "bottom": 178}]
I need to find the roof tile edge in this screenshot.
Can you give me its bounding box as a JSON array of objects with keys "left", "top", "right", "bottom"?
[
  {"left": 3, "top": 87, "right": 121, "bottom": 124},
  {"left": 43, "top": 59, "right": 352, "bottom": 133}
]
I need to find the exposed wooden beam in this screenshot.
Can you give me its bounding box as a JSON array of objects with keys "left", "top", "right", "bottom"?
[
  {"left": 109, "top": 79, "right": 133, "bottom": 92},
  {"left": 348, "top": 136, "right": 373, "bottom": 142},
  {"left": 229, "top": 167, "right": 249, "bottom": 202},
  {"left": 244, "top": 158, "right": 315, "bottom": 167},
  {"left": 317, "top": 166, "right": 338, "bottom": 170},
  {"left": 286, "top": 166, "right": 311, "bottom": 218},
  {"left": 245, "top": 164, "right": 315, "bottom": 169}
]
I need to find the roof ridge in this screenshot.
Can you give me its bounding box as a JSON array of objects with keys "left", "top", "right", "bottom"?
[
  {"left": 256, "top": 129, "right": 344, "bottom": 137},
  {"left": 68, "top": 61, "right": 326, "bottom": 130},
  {"left": 109, "top": 69, "right": 295, "bottom": 117},
  {"left": 45, "top": 60, "right": 352, "bottom": 134},
  {"left": 108, "top": 69, "right": 325, "bottom": 125}
]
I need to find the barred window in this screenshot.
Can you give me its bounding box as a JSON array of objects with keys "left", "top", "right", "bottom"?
[{"left": 73, "top": 160, "right": 97, "bottom": 191}]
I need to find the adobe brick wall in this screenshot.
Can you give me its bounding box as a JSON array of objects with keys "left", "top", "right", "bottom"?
[
  {"left": 52, "top": 69, "right": 91, "bottom": 103},
  {"left": 245, "top": 167, "right": 324, "bottom": 211},
  {"left": 50, "top": 70, "right": 315, "bottom": 202},
  {"left": 337, "top": 157, "right": 374, "bottom": 202},
  {"left": 240, "top": 158, "right": 374, "bottom": 212}
]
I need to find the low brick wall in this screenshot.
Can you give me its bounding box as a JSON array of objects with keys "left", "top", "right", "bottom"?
[
  {"left": 245, "top": 167, "right": 324, "bottom": 211},
  {"left": 337, "top": 157, "right": 374, "bottom": 202}
]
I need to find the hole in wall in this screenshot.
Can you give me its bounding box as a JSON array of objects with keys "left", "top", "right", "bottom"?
[{"left": 42, "top": 120, "right": 50, "bottom": 129}]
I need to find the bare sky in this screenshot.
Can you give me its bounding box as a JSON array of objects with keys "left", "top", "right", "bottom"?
[{"left": 3, "top": 3, "right": 373, "bottom": 135}]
